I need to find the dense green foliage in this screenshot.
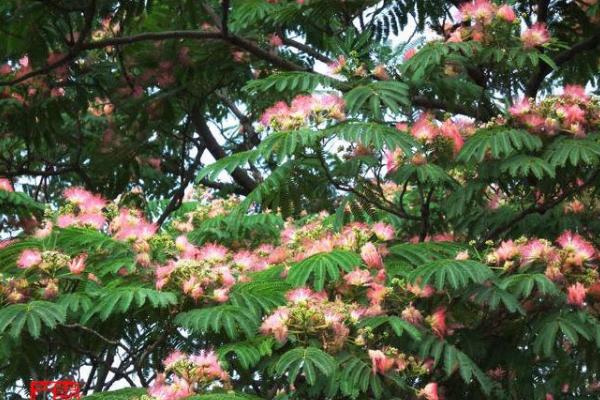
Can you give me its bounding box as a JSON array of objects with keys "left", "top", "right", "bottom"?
[{"left": 2, "top": 1, "right": 600, "bottom": 400}]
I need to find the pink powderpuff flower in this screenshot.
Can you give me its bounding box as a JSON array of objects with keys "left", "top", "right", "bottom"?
[
  {"left": 213, "top": 288, "right": 230, "bottom": 303},
  {"left": 163, "top": 350, "right": 187, "bottom": 369},
  {"left": 563, "top": 84, "right": 589, "bottom": 102},
  {"left": 401, "top": 304, "right": 423, "bottom": 325},
  {"left": 182, "top": 276, "right": 203, "bottom": 300},
  {"left": 197, "top": 242, "right": 228, "bottom": 263},
  {"left": 268, "top": 33, "right": 283, "bottom": 47},
  {"left": 509, "top": 98, "right": 531, "bottom": 117},
  {"left": 556, "top": 230, "right": 595, "bottom": 267},
  {"left": 385, "top": 148, "right": 404, "bottom": 174},
  {"left": 496, "top": 4, "right": 516, "bottom": 22},
  {"left": 0, "top": 178, "right": 13, "bottom": 192},
  {"left": 418, "top": 382, "right": 440, "bottom": 400},
  {"left": 17, "top": 249, "right": 42, "bottom": 269},
  {"left": 566, "top": 282, "right": 587, "bottom": 308},
  {"left": 368, "top": 350, "right": 395, "bottom": 375},
  {"left": 562, "top": 104, "right": 586, "bottom": 125},
  {"left": 260, "top": 308, "right": 290, "bottom": 343},
  {"left": 520, "top": 239, "right": 552, "bottom": 265},
  {"left": 521, "top": 23, "right": 550, "bottom": 48},
  {"left": 68, "top": 254, "right": 87, "bottom": 274},
  {"left": 260, "top": 101, "right": 290, "bottom": 127},
  {"left": 494, "top": 240, "right": 520, "bottom": 262},
  {"left": 78, "top": 213, "right": 107, "bottom": 229},
  {"left": 564, "top": 199, "right": 585, "bottom": 214},
  {"left": 468, "top": 0, "right": 496, "bottom": 23},
  {"left": 286, "top": 287, "right": 316, "bottom": 303},
  {"left": 407, "top": 282, "right": 435, "bottom": 298},
  {"left": 403, "top": 48, "right": 417, "bottom": 61},
  {"left": 175, "top": 235, "right": 198, "bottom": 259},
  {"left": 372, "top": 222, "right": 395, "bottom": 241},
  {"left": 411, "top": 115, "right": 438, "bottom": 143},
  {"left": 367, "top": 282, "right": 388, "bottom": 305},
  {"left": 343, "top": 268, "right": 372, "bottom": 286},
  {"left": 522, "top": 113, "right": 546, "bottom": 132},
  {"left": 440, "top": 119, "right": 464, "bottom": 154},
  {"left": 55, "top": 214, "right": 75, "bottom": 229},
  {"left": 327, "top": 55, "right": 346, "bottom": 74},
  {"left": 217, "top": 266, "right": 236, "bottom": 287},
  {"left": 361, "top": 242, "right": 384, "bottom": 269},
  {"left": 372, "top": 64, "right": 389, "bottom": 80},
  {"left": 429, "top": 307, "right": 447, "bottom": 338},
  {"left": 165, "top": 376, "right": 194, "bottom": 400},
  {"left": 190, "top": 350, "right": 229, "bottom": 381}
]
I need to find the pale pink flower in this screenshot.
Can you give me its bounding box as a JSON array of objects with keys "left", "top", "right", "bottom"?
[
  {"left": 343, "top": 268, "right": 372, "bottom": 286},
  {"left": 509, "top": 98, "right": 531, "bottom": 117},
  {"left": 361, "top": 242, "right": 384, "bottom": 269},
  {"left": 563, "top": 84, "right": 589, "bottom": 102},
  {"left": 175, "top": 235, "right": 198, "bottom": 259},
  {"left": 260, "top": 308, "right": 290, "bottom": 343},
  {"left": 418, "top": 382, "right": 440, "bottom": 400},
  {"left": 366, "top": 282, "right": 388, "bottom": 305},
  {"left": 411, "top": 115, "right": 438, "bottom": 143},
  {"left": 0, "top": 178, "right": 13, "bottom": 192},
  {"left": 17, "top": 249, "right": 42, "bottom": 269},
  {"left": 197, "top": 242, "right": 228, "bottom": 263},
  {"left": 496, "top": 4, "right": 516, "bottom": 22},
  {"left": 182, "top": 276, "right": 203, "bottom": 300},
  {"left": 520, "top": 239, "right": 552, "bottom": 265},
  {"left": 286, "top": 287, "right": 315, "bottom": 303},
  {"left": 429, "top": 307, "right": 447, "bottom": 338},
  {"left": 556, "top": 230, "right": 595, "bottom": 267},
  {"left": 567, "top": 282, "right": 586, "bottom": 308},
  {"left": 461, "top": 0, "right": 495, "bottom": 23},
  {"left": 494, "top": 240, "right": 520, "bottom": 262},
  {"left": 68, "top": 254, "right": 87, "bottom": 274},
  {"left": 213, "top": 288, "right": 230, "bottom": 303},
  {"left": 401, "top": 304, "right": 423, "bottom": 325},
  {"left": 78, "top": 213, "right": 107, "bottom": 229},
  {"left": 327, "top": 55, "right": 346, "bottom": 74},
  {"left": 163, "top": 350, "right": 187, "bottom": 369},
  {"left": 521, "top": 23, "right": 550, "bottom": 48},
  {"left": 189, "top": 350, "right": 230, "bottom": 381},
  {"left": 385, "top": 148, "right": 404, "bottom": 174},
  {"left": 407, "top": 282, "right": 435, "bottom": 298},
  {"left": 372, "top": 222, "right": 395, "bottom": 241},
  {"left": 440, "top": 119, "right": 464, "bottom": 154},
  {"left": 368, "top": 350, "right": 395, "bottom": 375}
]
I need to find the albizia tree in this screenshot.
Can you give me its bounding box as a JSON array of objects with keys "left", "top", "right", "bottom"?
[{"left": 2, "top": 0, "right": 600, "bottom": 399}]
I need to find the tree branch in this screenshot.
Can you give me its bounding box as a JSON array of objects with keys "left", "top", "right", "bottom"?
[{"left": 189, "top": 104, "right": 257, "bottom": 193}]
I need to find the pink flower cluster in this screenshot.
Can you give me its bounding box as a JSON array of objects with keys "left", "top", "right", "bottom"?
[
  {"left": 444, "top": 1, "right": 516, "bottom": 43},
  {"left": 155, "top": 241, "right": 236, "bottom": 303},
  {"left": 509, "top": 85, "right": 599, "bottom": 137},
  {"left": 148, "top": 350, "right": 229, "bottom": 400},
  {"left": 57, "top": 187, "right": 108, "bottom": 230},
  {"left": 488, "top": 231, "right": 597, "bottom": 308},
  {"left": 385, "top": 115, "right": 469, "bottom": 173},
  {"left": 260, "top": 287, "right": 368, "bottom": 352},
  {"left": 7, "top": 249, "right": 89, "bottom": 302},
  {"left": 259, "top": 93, "right": 345, "bottom": 130}
]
